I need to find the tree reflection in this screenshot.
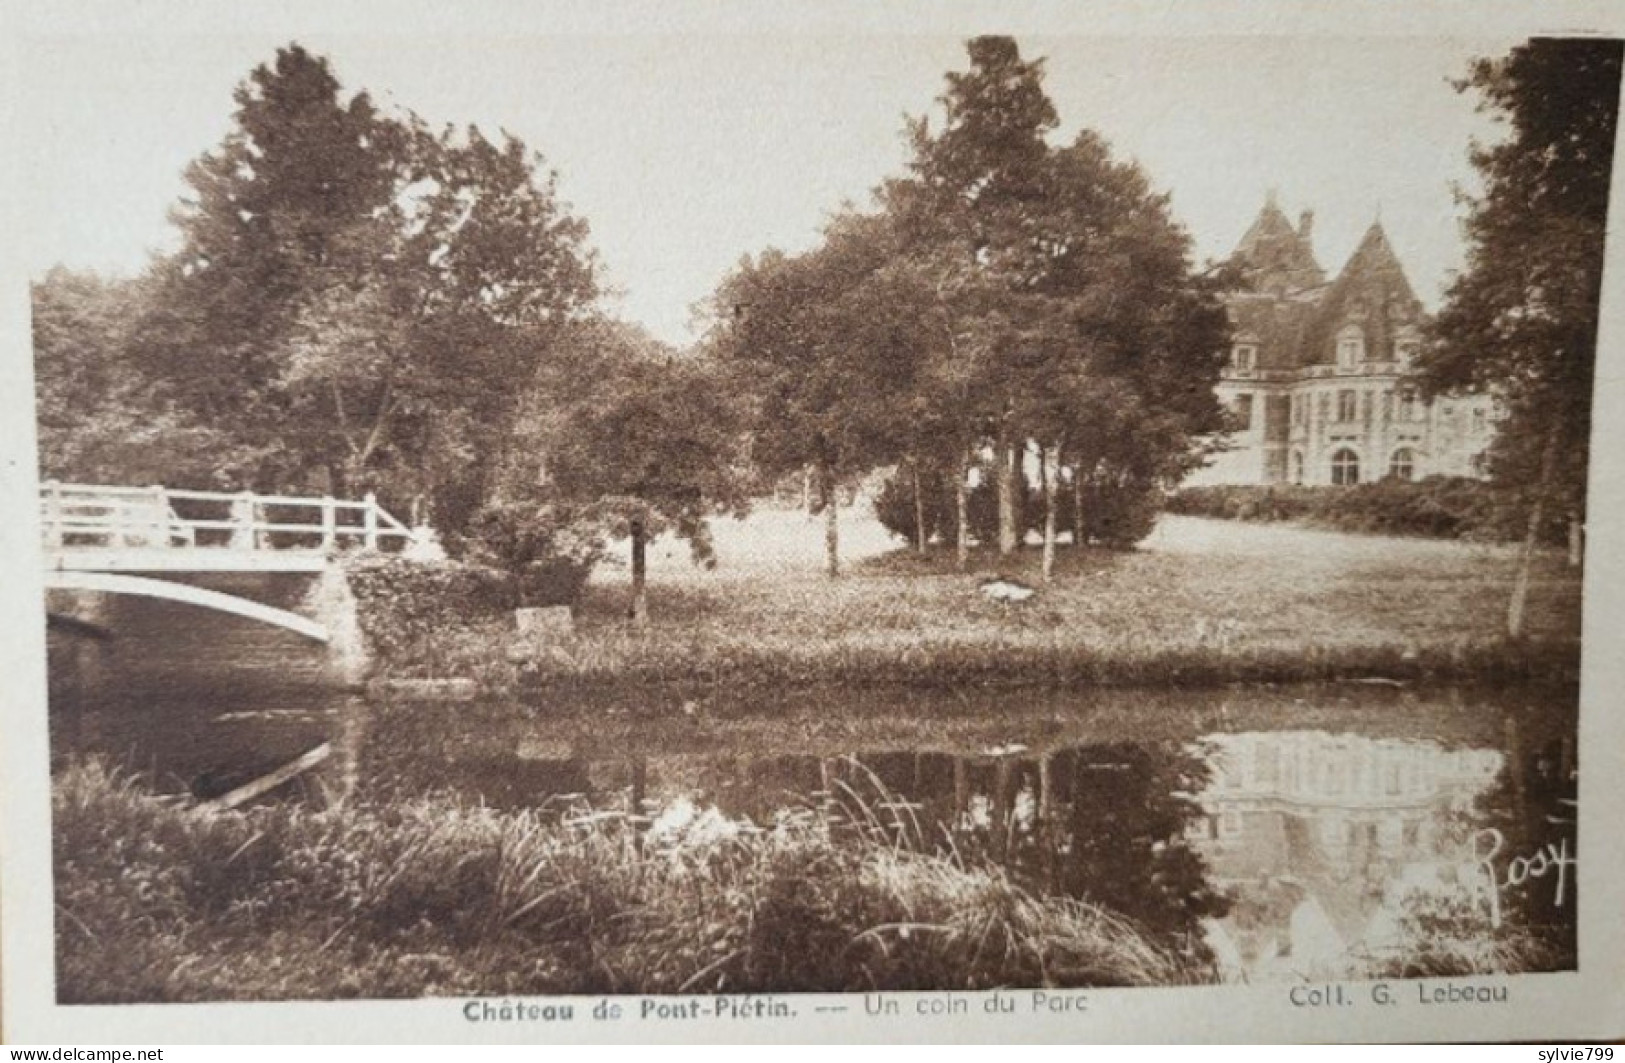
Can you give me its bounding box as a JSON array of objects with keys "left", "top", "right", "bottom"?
[{"left": 795, "top": 743, "right": 1227, "bottom": 959}]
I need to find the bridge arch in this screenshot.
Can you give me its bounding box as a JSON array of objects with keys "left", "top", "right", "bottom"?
[{"left": 42, "top": 571, "right": 329, "bottom": 643}]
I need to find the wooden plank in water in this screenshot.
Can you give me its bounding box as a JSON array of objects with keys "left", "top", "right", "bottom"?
[{"left": 198, "top": 742, "right": 333, "bottom": 812}]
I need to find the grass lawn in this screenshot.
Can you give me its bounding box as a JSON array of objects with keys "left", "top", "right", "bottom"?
[{"left": 390, "top": 508, "right": 1583, "bottom": 690}]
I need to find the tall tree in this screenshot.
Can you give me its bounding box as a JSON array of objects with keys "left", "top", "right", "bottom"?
[
  {"left": 131, "top": 44, "right": 402, "bottom": 488},
  {"left": 124, "top": 44, "right": 599, "bottom": 533},
  {"left": 898, "top": 35, "right": 1060, "bottom": 557},
  {"left": 887, "top": 47, "right": 1228, "bottom": 576},
  {"left": 1415, "top": 38, "right": 1622, "bottom": 635}
]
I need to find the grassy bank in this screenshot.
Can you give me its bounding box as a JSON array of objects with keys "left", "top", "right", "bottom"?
[
  {"left": 368, "top": 513, "right": 1582, "bottom": 692},
  {"left": 54, "top": 760, "right": 1207, "bottom": 1003}
]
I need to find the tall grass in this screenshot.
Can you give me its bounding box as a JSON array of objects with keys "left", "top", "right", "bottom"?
[{"left": 53, "top": 759, "right": 1208, "bottom": 1003}]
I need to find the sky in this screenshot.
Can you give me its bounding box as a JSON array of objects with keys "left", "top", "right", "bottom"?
[{"left": 17, "top": 31, "right": 1523, "bottom": 345}]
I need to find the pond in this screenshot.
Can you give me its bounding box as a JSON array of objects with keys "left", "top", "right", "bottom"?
[{"left": 46, "top": 589, "right": 1580, "bottom": 984}]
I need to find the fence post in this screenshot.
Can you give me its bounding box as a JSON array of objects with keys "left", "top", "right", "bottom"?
[
  {"left": 322, "top": 497, "right": 337, "bottom": 553},
  {"left": 363, "top": 492, "right": 379, "bottom": 551},
  {"left": 42, "top": 479, "right": 62, "bottom": 548},
  {"left": 230, "top": 491, "right": 255, "bottom": 551},
  {"left": 150, "top": 485, "right": 167, "bottom": 547}
]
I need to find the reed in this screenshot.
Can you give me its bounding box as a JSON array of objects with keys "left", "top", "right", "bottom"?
[{"left": 53, "top": 759, "right": 1208, "bottom": 1003}]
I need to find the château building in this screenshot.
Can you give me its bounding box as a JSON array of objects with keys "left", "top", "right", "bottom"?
[{"left": 1186, "top": 195, "right": 1494, "bottom": 487}]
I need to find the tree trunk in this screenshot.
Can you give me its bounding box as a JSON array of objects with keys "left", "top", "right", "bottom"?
[
  {"left": 820, "top": 461, "right": 840, "bottom": 579},
  {"left": 1072, "top": 466, "right": 1085, "bottom": 547},
  {"left": 1041, "top": 443, "right": 1060, "bottom": 584},
  {"left": 912, "top": 458, "right": 928, "bottom": 554},
  {"left": 955, "top": 453, "right": 970, "bottom": 571},
  {"left": 802, "top": 466, "right": 813, "bottom": 516},
  {"left": 1508, "top": 429, "right": 1560, "bottom": 638},
  {"left": 996, "top": 428, "right": 1018, "bottom": 556},
  {"left": 628, "top": 517, "right": 649, "bottom": 625}
]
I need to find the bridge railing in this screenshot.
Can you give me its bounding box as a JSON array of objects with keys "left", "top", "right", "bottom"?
[{"left": 40, "top": 481, "right": 416, "bottom": 554}]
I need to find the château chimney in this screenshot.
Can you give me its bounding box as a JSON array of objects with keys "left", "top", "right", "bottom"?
[{"left": 1298, "top": 210, "right": 1314, "bottom": 242}]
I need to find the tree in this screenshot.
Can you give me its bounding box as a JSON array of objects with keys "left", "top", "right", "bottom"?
[
  {"left": 710, "top": 211, "right": 928, "bottom": 577},
  {"left": 124, "top": 45, "right": 600, "bottom": 535},
  {"left": 1415, "top": 38, "right": 1622, "bottom": 635},
  {"left": 884, "top": 41, "right": 1229, "bottom": 578},
  {"left": 277, "top": 121, "right": 599, "bottom": 529},
  {"left": 130, "top": 45, "right": 402, "bottom": 490},
  {"left": 32, "top": 269, "right": 226, "bottom": 485},
  {"left": 896, "top": 36, "right": 1060, "bottom": 558},
  {"left": 500, "top": 318, "right": 748, "bottom": 622}
]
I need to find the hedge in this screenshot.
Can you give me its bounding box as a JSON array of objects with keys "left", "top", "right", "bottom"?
[{"left": 1166, "top": 478, "right": 1568, "bottom": 544}]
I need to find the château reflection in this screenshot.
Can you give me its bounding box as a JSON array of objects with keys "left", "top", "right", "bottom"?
[{"left": 1189, "top": 731, "right": 1505, "bottom": 980}]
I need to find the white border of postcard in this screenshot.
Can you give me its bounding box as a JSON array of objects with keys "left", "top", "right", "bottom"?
[{"left": 3, "top": 0, "right": 1624, "bottom": 1044}]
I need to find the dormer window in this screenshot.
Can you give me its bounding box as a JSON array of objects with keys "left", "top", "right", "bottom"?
[
  {"left": 1336, "top": 325, "right": 1365, "bottom": 369},
  {"left": 1394, "top": 326, "right": 1420, "bottom": 366},
  {"left": 1232, "top": 342, "right": 1258, "bottom": 370}
]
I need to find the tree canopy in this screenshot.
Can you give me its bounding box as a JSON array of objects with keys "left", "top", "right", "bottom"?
[
  {"left": 104, "top": 45, "right": 600, "bottom": 532},
  {"left": 708, "top": 36, "right": 1228, "bottom": 578},
  {"left": 1419, "top": 38, "right": 1621, "bottom": 526},
  {"left": 1414, "top": 37, "right": 1621, "bottom": 631}
]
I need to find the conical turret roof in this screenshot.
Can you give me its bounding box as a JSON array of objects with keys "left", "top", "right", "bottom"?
[
  {"left": 1229, "top": 193, "right": 1325, "bottom": 294},
  {"left": 1300, "top": 219, "right": 1423, "bottom": 365}
]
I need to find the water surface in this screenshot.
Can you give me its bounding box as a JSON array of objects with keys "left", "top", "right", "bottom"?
[{"left": 46, "top": 588, "right": 1580, "bottom": 983}]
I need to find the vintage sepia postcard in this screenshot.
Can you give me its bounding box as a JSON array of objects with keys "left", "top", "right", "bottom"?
[{"left": 2, "top": 0, "right": 1623, "bottom": 1044}]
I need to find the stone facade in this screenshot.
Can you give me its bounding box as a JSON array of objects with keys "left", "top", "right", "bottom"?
[{"left": 1186, "top": 195, "right": 1495, "bottom": 487}]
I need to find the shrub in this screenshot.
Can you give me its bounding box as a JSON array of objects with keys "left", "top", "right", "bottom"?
[
  {"left": 461, "top": 499, "right": 600, "bottom": 607},
  {"left": 1076, "top": 470, "right": 1163, "bottom": 547},
  {"left": 873, "top": 464, "right": 958, "bottom": 545},
  {"left": 344, "top": 555, "right": 516, "bottom": 661}
]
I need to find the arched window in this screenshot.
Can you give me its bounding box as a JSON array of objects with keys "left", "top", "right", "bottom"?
[
  {"left": 1331, "top": 448, "right": 1361, "bottom": 486},
  {"left": 1291, "top": 450, "right": 1305, "bottom": 484},
  {"left": 1389, "top": 448, "right": 1416, "bottom": 481},
  {"left": 1232, "top": 343, "right": 1258, "bottom": 370}
]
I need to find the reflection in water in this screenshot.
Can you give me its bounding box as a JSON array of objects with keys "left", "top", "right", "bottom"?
[
  {"left": 1192, "top": 732, "right": 1504, "bottom": 979},
  {"left": 45, "top": 595, "right": 1579, "bottom": 982}
]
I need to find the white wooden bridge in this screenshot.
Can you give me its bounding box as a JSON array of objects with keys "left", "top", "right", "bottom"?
[{"left": 41, "top": 481, "right": 419, "bottom": 642}]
